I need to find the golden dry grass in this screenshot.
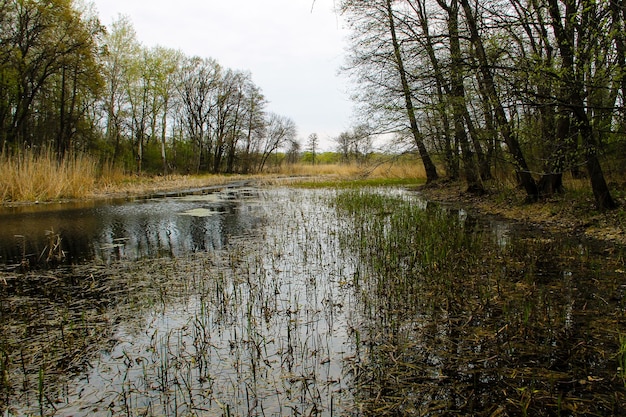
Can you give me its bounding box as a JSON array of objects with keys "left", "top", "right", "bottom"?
[
  {"left": 1, "top": 152, "right": 429, "bottom": 203},
  {"left": 91, "top": 172, "right": 250, "bottom": 198},
  {"left": 273, "top": 160, "right": 428, "bottom": 180},
  {"left": 0, "top": 149, "right": 97, "bottom": 202},
  {"left": 368, "top": 159, "right": 428, "bottom": 179}
]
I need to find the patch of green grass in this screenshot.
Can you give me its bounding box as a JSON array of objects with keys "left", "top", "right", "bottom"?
[{"left": 293, "top": 177, "right": 425, "bottom": 189}]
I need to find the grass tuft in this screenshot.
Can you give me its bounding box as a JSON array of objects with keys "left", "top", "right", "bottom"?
[{"left": 0, "top": 149, "right": 97, "bottom": 202}]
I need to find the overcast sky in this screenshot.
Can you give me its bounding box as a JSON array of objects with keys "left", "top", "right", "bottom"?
[{"left": 91, "top": 0, "right": 352, "bottom": 150}]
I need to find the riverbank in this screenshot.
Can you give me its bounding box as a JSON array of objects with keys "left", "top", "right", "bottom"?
[
  {"left": 417, "top": 180, "right": 626, "bottom": 245},
  {"left": 4, "top": 163, "right": 625, "bottom": 246}
]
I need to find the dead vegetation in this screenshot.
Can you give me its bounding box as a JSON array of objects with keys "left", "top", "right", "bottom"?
[{"left": 416, "top": 178, "right": 626, "bottom": 245}]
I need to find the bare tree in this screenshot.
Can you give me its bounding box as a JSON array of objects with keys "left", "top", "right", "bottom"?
[
  {"left": 341, "top": 0, "right": 439, "bottom": 183},
  {"left": 307, "top": 133, "right": 319, "bottom": 165},
  {"left": 256, "top": 113, "right": 296, "bottom": 172},
  {"left": 178, "top": 57, "right": 221, "bottom": 172},
  {"left": 286, "top": 139, "right": 301, "bottom": 164}
]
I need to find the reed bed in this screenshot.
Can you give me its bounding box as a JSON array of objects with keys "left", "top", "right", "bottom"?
[
  {"left": 333, "top": 188, "right": 626, "bottom": 416},
  {"left": 91, "top": 168, "right": 251, "bottom": 199},
  {"left": 274, "top": 160, "right": 428, "bottom": 181},
  {"left": 0, "top": 150, "right": 97, "bottom": 202}
]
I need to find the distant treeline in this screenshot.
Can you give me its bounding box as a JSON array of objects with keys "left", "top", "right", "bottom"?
[{"left": 0, "top": 0, "right": 307, "bottom": 175}]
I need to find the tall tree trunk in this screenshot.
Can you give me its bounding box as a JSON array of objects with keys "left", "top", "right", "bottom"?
[
  {"left": 547, "top": 0, "right": 616, "bottom": 210},
  {"left": 605, "top": 0, "right": 626, "bottom": 119},
  {"left": 58, "top": 65, "right": 67, "bottom": 158},
  {"left": 160, "top": 108, "right": 168, "bottom": 175},
  {"left": 136, "top": 130, "right": 143, "bottom": 175},
  {"left": 460, "top": 0, "right": 538, "bottom": 200},
  {"left": 579, "top": 118, "right": 617, "bottom": 210},
  {"left": 443, "top": 0, "right": 484, "bottom": 193},
  {"left": 385, "top": 0, "right": 439, "bottom": 183},
  {"left": 412, "top": 0, "right": 458, "bottom": 179}
]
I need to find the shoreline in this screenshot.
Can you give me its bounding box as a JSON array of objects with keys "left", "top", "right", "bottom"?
[
  {"left": 416, "top": 181, "right": 626, "bottom": 246},
  {"left": 4, "top": 175, "right": 625, "bottom": 246}
]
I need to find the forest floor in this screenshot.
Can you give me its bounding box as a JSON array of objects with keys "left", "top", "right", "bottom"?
[{"left": 416, "top": 180, "right": 626, "bottom": 246}]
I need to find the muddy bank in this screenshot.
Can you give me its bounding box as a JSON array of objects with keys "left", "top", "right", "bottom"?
[{"left": 416, "top": 181, "right": 626, "bottom": 245}]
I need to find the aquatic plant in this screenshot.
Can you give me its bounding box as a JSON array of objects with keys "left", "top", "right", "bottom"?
[
  {"left": 333, "top": 188, "right": 626, "bottom": 416},
  {"left": 0, "top": 186, "right": 624, "bottom": 416}
]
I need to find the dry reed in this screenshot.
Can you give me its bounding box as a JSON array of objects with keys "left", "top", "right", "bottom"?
[
  {"left": 0, "top": 149, "right": 97, "bottom": 202},
  {"left": 274, "top": 160, "right": 428, "bottom": 180},
  {"left": 1, "top": 151, "right": 430, "bottom": 203},
  {"left": 91, "top": 172, "right": 247, "bottom": 198}
]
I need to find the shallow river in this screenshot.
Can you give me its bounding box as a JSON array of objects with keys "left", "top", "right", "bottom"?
[
  {"left": 0, "top": 186, "right": 624, "bottom": 416},
  {"left": 0, "top": 184, "right": 263, "bottom": 268}
]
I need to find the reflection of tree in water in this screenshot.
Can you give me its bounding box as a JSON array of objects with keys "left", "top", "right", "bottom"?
[
  {"left": 337, "top": 191, "right": 625, "bottom": 416},
  {"left": 0, "top": 192, "right": 266, "bottom": 268},
  {"left": 97, "top": 199, "right": 265, "bottom": 259}
]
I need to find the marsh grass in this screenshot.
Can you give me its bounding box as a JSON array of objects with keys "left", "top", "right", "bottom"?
[
  {"left": 274, "top": 159, "right": 428, "bottom": 181},
  {"left": 1, "top": 186, "right": 624, "bottom": 416},
  {"left": 294, "top": 177, "right": 425, "bottom": 189},
  {"left": 0, "top": 149, "right": 97, "bottom": 202},
  {"left": 333, "top": 188, "right": 626, "bottom": 416},
  {"left": 0, "top": 149, "right": 254, "bottom": 203},
  {"left": 92, "top": 170, "right": 248, "bottom": 199},
  {"left": 0, "top": 188, "right": 357, "bottom": 416},
  {"left": 0, "top": 259, "right": 186, "bottom": 412}
]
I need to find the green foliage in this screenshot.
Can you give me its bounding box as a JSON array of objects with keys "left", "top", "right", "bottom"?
[
  {"left": 171, "top": 141, "right": 197, "bottom": 173},
  {"left": 300, "top": 151, "right": 342, "bottom": 165},
  {"left": 0, "top": 0, "right": 103, "bottom": 152}
]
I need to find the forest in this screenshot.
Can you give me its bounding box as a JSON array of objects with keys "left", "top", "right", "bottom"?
[
  {"left": 0, "top": 0, "right": 304, "bottom": 177},
  {"left": 1, "top": 0, "right": 625, "bottom": 210},
  {"left": 340, "top": 0, "right": 626, "bottom": 210}
]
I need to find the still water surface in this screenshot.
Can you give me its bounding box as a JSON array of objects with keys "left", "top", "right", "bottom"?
[
  {"left": 0, "top": 186, "right": 263, "bottom": 268},
  {"left": 0, "top": 186, "right": 623, "bottom": 416}
]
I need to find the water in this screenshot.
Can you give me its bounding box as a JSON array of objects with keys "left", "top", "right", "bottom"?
[
  {"left": 0, "top": 186, "right": 264, "bottom": 268},
  {"left": 0, "top": 186, "right": 624, "bottom": 416}
]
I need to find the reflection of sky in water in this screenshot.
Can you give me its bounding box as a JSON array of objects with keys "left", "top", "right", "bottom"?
[
  {"left": 49, "top": 188, "right": 358, "bottom": 417},
  {"left": 4, "top": 187, "right": 617, "bottom": 417},
  {"left": 0, "top": 189, "right": 265, "bottom": 267}
]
